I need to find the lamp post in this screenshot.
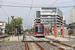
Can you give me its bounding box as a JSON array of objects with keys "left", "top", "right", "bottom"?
[
  {"left": 11, "top": 16, "right": 14, "bottom": 37},
  {"left": 8, "top": 17, "right": 9, "bottom": 35},
  {"left": 16, "top": 22, "right": 19, "bottom": 41}
]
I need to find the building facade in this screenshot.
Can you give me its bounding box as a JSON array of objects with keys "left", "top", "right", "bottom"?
[
  {"left": 40, "top": 7, "right": 63, "bottom": 27},
  {"left": 34, "top": 11, "right": 41, "bottom": 25},
  {"left": 21, "top": 24, "right": 25, "bottom": 31},
  {"left": 32, "top": 7, "right": 64, "bottom": 28},
  {"left": 70, "top": 6, "right": 75, "bottom": 24},
  {"left": 0, "top": 21, "right": 6, "bottom": 33}
]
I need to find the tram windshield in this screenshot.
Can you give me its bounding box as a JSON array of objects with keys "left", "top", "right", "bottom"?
[{"left": 35, "top": 27, "right": 44, "bottom": 32}]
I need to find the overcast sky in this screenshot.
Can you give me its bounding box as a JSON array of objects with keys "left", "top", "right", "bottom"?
[{"left": 0, "top": 0, "right": 75, "bottom": 29}]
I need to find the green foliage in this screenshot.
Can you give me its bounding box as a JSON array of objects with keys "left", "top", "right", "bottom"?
[
  {"left": 70, "top": 22, "right": 75, "bottom": 25},
  {"left": 49, "top": 28, "right": 52, "bottom": 32},
  {"left": 64, "top": 24, "right": 68, "bottom": 27},
  {"left": 9, "top": 32, "right": 14, "bottom": 35},
  {"left": 25, "top": 29, "right": 29, "bottom": 32},
  {"left": 5, "top": 17, "right": 23, "bottom": 31},
  {"left": 25, "top": 29, "right": 33, "bottom": 32}
]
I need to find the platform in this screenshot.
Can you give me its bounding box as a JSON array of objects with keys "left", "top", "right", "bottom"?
[{"left": 45, "top": 35, "right": 74, "bottom": 41}]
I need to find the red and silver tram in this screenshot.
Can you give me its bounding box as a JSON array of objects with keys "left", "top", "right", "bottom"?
[{"left": 34, "top": 24, "right": 45, "bottom": 37}]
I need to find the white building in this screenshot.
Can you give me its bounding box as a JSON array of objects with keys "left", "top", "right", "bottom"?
[
  {"left": 0, "top": 21, "right": 6, "bottom": 33},
  {"left": 31, "top": 21, "right": 35, "bottom": 28},
  {"left": 34, "top": 11, "right": 41, "bottom": 25},
  {"left": 70, "top": 6, "right": 75, "bottom": 24},
  {"left": 34, "top": 7, "right": 64, "bottom": 27},
  {"left": 21, "top": 24, "right": 25, "bottom": 31},
  {"left": 63, "top": 16, "right": 66, "bottom": 24}
]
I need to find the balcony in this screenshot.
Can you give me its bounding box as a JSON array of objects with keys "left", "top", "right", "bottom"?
[{"left": 40, "top": 13, "right": 57, "bottom": 15}]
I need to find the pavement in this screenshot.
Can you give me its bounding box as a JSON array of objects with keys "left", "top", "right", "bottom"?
[
  {"left": 8, "top": 35, "right": 23, "bottom": 41},
  {"left": 3, "top": 35, "right": 75, "bottom": 42},
  {"left": 0, "top": 35, "right": 8, "bottom": 38},
  {"left": 45, "top": 35, "right": 74, "bottom": 41},
  {"left": 64, "top": 35, "right": 75, "bottom": 38}
]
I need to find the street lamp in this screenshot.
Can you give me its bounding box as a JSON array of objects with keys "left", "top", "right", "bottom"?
[
  {"left": 11, "top": 16, "right": 14, "bottom": 37},
  {"left": 11, "top": 16, "right": 14, "bottom": 19},
  {"left": 8, "top": 17, "right": 9, "bottom": 35}
]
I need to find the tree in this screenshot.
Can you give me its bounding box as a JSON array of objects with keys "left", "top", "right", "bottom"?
[
  {"left": 5, "top": 17, "right": 23, "bottom": 31},
  {"left": 25, "top": 29, "right": 29, "bottom": 32}
]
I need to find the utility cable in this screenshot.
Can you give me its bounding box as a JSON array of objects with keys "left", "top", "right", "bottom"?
[
  {"left": 25, "top": 0, "right": 34, "bottom": 28},
  {"left": 63, "top": 8, "right": 73, "bottom": 14},
  {"left": 0, "top": 7, "right": 9, "bottom": 17},
  {"left": 50, "top": 0, "right": 57, "bottom": 7},
  {"left": 1, "top": 0, "right": 74, "bottom": 6},
  {"left": 2, "top": 1, "right": 29, "bottom": 5},
  {"left": 0, "top": 5, "right": 74, "bottom": 8}
]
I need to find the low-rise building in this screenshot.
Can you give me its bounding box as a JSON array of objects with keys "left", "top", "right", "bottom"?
[
  {"left": 0, "top": 21, "right": 6, "bottom": 33},
  {"left": 21, "top": 24, "right": 25, "bottom": 31}
]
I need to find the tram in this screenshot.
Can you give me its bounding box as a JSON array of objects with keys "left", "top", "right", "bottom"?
[{"left": 34, "top": 24, "right": 45, "bottom": 37}]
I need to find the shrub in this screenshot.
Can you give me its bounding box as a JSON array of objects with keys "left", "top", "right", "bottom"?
[{"left": 9, "top": 32, "right": 14, "bottom": 35}]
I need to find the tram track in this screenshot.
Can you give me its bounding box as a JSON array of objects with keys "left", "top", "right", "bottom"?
[
  {"left": 25, "top": 35, "right": 75, "bottom": 50},
  {"left": 45, "top": 37, "right": 75, "bottom": 50},
  {"left": 25, "top": 42, "right": 29, "bottom": 50},
  {"left": 38, "top": 38, "right": 65, "bottom": 50},
  {"left": 25, "top": 36, "right": 29, "bottom": 50},
  {"left": 29, "top": 36, "right": 65, "bottom": 50},
  {"left": 29, "top": 36, "right": 45, "bottom": 50}
]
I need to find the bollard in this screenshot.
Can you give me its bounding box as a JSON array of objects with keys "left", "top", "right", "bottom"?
[
  {"left": 55, "top": 25, "right": 57, "bottom": 38},
  {"left": 62, "top": 25, "right": 64, "bottom": 38}
]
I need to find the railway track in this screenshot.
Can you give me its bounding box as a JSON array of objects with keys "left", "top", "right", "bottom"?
[
  {"left": 25, "top": 36, "right": 29, "bottom": 50},
  {"left": 45, "top": 37, "right": 75, "bottom": 50},
  {"left": 25, "top": 42, "right": 29, "bottom": 50},
  {"left": 25, "top": 35, "right": 45, "bottom": 50},
  {"left": 37, "top": 38, "right": 65, "bottom": 50},
  {"left": 25, "top": 35, "right": 74, "bottom": 50},
  {"left": 29, "top": 36, "right": 45, "bottom": 50},
  {"left": 29, "top": 36, "right": 65, "bottom": 50}
]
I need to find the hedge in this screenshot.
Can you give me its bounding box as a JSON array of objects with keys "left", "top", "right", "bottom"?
[{"left": 9, "top": 32, "right": 14, "bottom": 35}]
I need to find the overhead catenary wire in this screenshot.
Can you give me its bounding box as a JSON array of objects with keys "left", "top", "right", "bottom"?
[
  {"left": 1, "top": 0, "right": 75, "bottom": 7},
  {"left": 2, "top": 1, "right": 30, "bottom": 5},
  {"left": 0, "top": 0, "right": 75, "bottom": 28},
  {"left": 0, "top": 7, "right": 9, "bottom": 17},
  {"left": 25, "top": 0, "right": 34, "bottom": 28},
  {"left": 63, "top": 8, "right": 73, "bottom": 14},
  {"left": 50, "top": 0, "right": 57, "bottom": 7},
  {"left": 0, "top": 5, "right": 74, "bottom": 8}
]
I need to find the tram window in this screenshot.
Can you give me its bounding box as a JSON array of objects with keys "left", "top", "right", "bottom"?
[
  {"left": 35, "top": 27, "right": 38, "bottom": 32},
  {"left": 38, "top": 27, "right": 44, "bottom": 32},
  {"left": 35, "top": 27, "right": 44, "bottom": 32}
]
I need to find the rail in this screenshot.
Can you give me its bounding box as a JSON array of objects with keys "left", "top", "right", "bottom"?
[{"left": 29, "top": 36, "right": 45, "bottom": 50}]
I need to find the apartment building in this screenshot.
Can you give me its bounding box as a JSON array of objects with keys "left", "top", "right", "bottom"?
[
  {"left": 34, "top": 11, "right": 41, "bottom": 25},
  {"left": 33, "top": 7, "right": 64, "bottom": 28},
  {"left": 70, "top": 6, "right": 75, "bottom": 24},
  {"left": 40, "top": 7, "right": 63, "bottom": 27}
]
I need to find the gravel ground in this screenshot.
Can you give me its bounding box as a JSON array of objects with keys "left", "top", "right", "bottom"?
[
  {"left": 38, "top": 42, "right": 55, "bottom": 50},
  {"left": 28, "top": 43, "right": 41, "bottom": 50},
  {"left": 0, "top": 42, "right": 24, "bottom": 50}
]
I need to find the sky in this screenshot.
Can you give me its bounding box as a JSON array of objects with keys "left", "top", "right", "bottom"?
[{"left": 0, "top": 0, "right": 75, "bottom": 29}]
